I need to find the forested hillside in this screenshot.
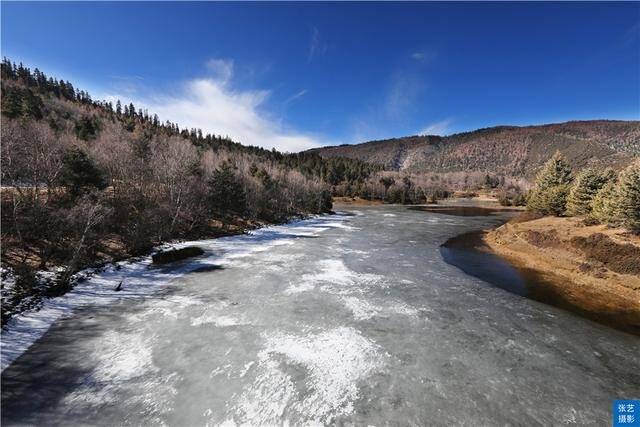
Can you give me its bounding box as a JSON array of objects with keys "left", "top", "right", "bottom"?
[
  {"left": 311, "top": 121, "right": 640, "bottom": 180},
  {"left": 0, "top": 58, "right": 378, "bottom": 321}
]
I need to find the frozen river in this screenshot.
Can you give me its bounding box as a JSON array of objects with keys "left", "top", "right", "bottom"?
[{"left": 2, "top": 205, "right": 639, "bottom": 425}]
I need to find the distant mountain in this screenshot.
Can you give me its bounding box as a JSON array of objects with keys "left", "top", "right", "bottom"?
[{"left": 310, "top": 121, "right": 640, "bottom": 180}]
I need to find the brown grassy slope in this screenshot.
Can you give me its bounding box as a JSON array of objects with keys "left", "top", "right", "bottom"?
[
  {"left": 310, "top": 120, "right": 640, "bottom": 180},
  {"left": 309, "top": 135, "right": 439, "bottom": 170},
  {"left": 484, "top": 216, "right": 640, "bottom": 332}
]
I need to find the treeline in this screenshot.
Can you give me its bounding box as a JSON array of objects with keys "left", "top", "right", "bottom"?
[
  {"left": 527, "top": 151, "right": 640, "bottom": 233},
  {"left": 327, "top": 171, "right": 528, "bottom": 206},
  {"left": 0, "top": 58, "right": 384, "bottom": 321},
  {"left": 333, "top": 174, "right": 451, "bottom": 204},
  {"left": 0, "top": 58, "right": 378, "bottom": 183}
]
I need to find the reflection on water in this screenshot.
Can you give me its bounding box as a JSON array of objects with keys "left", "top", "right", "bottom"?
[
  {"left": 440, "top": 232, "right": 529, "bottom": 297},
  {"left": 440, "top": 223, "right": 640, "bottom": 335},
  {"left": 408, "top": 204, "right": 521, "bottom": 217}
]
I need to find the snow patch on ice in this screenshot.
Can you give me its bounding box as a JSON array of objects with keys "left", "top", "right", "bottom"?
[
  {"left": 341, "top": 296, "right": 419, "bottom": 320},
  {"left": 226, "top": 326, "right": 385, "bottom": 425},
  {"left": 286, "top": 259, "right": 384, "bottom": 295},
  {"left": 342, "top": 296, "right": 379, "bottom": 320},
  {"left": 62, "top": 330, "right": 178, "bottom": 424},
  {"left": 130, "top": 295, "right": 204, "bottom": 322},
  {"left": 191, "top": 313, "right": 247, "bottom": 327},
  {"left": 284, "top": 282, "right": 316, "bottom": 295}
]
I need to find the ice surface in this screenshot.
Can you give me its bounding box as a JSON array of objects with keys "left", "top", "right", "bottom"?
[
  {"left": 2, "top": 207, "right": 639, "bottom": 426},
  {"left": 1, "top": 214, "right": 349, "bottom": 371}
]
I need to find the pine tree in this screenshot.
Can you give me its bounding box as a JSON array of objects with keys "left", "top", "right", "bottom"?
[
  {"left": 60, "top": 148, "right": 107, "bottom": 198},
  {"left": 22, "top": 90, "right": 44, "bottom": 119},
  {"left": 527, "top": 151, "right": 573, "bottom": 215},
  {"left": 207, "top": 162, "right": 246, "bottom": 217},
  {"left": 590, "top": 181, "right": 619, "bottom": 226},
  {"left": 1, "top": 86, "right": 23, "bottom": 118},
  {"left": 565, "top": 168, "right": 613, "bottom": 216},
  {"left": 75, "top": 115, "right": 100, "bottom": 140},
  {"left": 616, "top": 162, "right": 640, "bottom": 233}
]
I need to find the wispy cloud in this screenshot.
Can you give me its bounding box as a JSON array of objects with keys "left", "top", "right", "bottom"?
[
  {"left": 284, "top": 89, "right": 308, "bottom": 105},
  {"left": 107, "top": 75, "right": 145, "bottom": 96},
  {"left": 347, "top": 68, "right": 428, "bottom": 143},
  {"left": 419, "top": 119, "right": 453, "bottom": 136},
  {"left": 307, "top": 26, "right": 328, "bottom": 63},
  {"left": 205, "top": 58, "right": 234, "bottom": 83},
  {"left": 410, "top": 50, "right": 436, "bottom": 63},
  {"left": 385, "top": 70, "right": 426, "bottom": 119},
  {"left": 104, "top": 59, "right": 322, "bottom": 153}
]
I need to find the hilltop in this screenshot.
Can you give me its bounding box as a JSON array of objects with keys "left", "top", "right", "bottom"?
[{"left": 310, "top": 121, "right": 640, "bottom": 181}]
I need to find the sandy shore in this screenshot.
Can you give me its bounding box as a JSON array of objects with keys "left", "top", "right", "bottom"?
[{"left": 484, "top": 215, "right": 640, "bottom": 334}]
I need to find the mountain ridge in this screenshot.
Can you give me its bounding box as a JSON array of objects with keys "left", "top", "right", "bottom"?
[{"left": 309, "top": 120, "right": 640, "bottom": 180}]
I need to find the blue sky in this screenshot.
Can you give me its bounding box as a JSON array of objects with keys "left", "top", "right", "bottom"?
[{"left": 2, "top": 2, "right": 639, "bottom": 151}]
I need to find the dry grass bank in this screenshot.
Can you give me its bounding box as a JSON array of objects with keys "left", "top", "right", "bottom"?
[
  {"left": 484, "top": 215, "right": 640, "bottom": 332},
  {"left": 332, "top": 196, "right": 384, "bottom": 206}
]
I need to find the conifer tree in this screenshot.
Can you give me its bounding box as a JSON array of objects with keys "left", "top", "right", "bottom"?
[
  {"left": 565, "top": 168, "right": 613, "bottom": 216},
  {"left": 616, "top": 162, "right": 640, "bottom": 233},
  {"left": 1, "top": 87, "right": 23, "bottom": 118},
  {"left": 527, "top": 151, "right": 573, "bottom": 215},
  {"left": 590, "top": 180, "right": 619, "bottom": 226},
  {"left": 207, "top": 162, "right": 246, "bottom": 217},
  {"left": 60, "top": 147, "right": 107, "bottom": 198}
]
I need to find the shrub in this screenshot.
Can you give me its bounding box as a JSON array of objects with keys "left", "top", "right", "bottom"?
[
  {"left": 512, "top": 193, "right": 527, "bottom": 206},
  {"left": 498, "top": 189, "right": 527, "bottom": 207},
  {"left": 571, "top": 233, "right": 640, "bottom": 275},
  {"left": 498, "top": 193, "right": 512, "bottom": 206}
]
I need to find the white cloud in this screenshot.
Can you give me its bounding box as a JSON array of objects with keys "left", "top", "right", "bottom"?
[
  {"left": 419, "top": 119, "right": 453, "bottom": 136},
  {"left": 411, "top": 52, "right": 426, "bottom": 60},
  {"left": 103, "top": 60, "right": 323, "bottom": 153}
]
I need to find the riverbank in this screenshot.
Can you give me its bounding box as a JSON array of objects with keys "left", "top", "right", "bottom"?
[
  {"left": 0, "top": 213, "right": 351, "bottom": 372},
  {"left": 483, "top": 215, "right": 640, "bottom": 334},
  {"left": 332, "top": 196, "right": 384, "bottom": 205},
  {"left": 0, "top": 213, "right": 312, "bottom": 327}
]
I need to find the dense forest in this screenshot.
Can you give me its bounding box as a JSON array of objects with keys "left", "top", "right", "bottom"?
[{"left": 0, "top": 58, "right": 380, "bottom": 323}]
